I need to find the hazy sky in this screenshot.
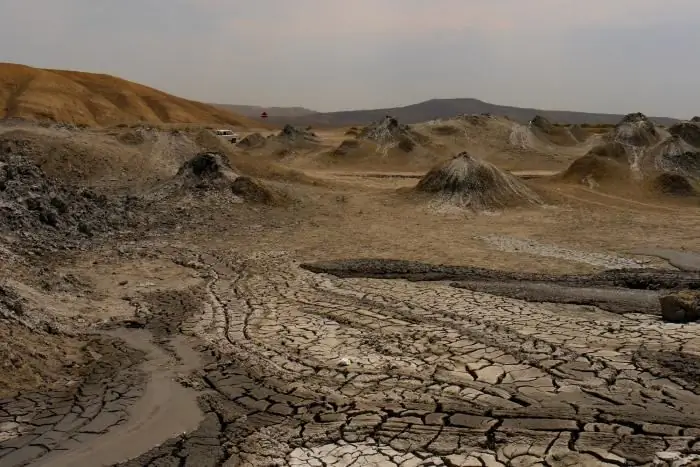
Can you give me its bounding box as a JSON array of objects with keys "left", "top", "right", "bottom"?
[{"left": 2, "top": 0, "right": 699, "bottom": 117}]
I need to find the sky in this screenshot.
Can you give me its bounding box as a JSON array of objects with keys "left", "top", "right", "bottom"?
[{"left": 1, "top": 0, "right": 699, "bottom": 118}]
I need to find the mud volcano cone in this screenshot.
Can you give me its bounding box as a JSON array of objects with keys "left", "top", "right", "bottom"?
[
  {"left": 169, "top": 152, "right": 285, "bottom": 204},
  {"left": 176, "top": 152, "right": 238, "bottom": 187},
  {"left": 415, "top": 152, "right": 541, "bottom": 209},
  {"left": 669, "top": 121, "right": 700, "bottom": 147},
  {"left": 236, "top": 132, "right": 266, "bottom": 149},
  {"left": 613, "top": 112, "right": 660, "bottom": 146}
]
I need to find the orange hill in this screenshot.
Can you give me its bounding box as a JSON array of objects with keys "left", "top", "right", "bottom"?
[{"left": 0, "top": 62, "right": 263, "bottom": 128}]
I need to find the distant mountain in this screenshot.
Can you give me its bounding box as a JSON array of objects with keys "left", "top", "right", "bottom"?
[
  {"left": 261, "top": 98, "right": 679, "bottom": 127},
  {"left": 213, "top": 104, "right": 318, "bottom": 118}
]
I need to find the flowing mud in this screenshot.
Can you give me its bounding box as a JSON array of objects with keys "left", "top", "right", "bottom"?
[
  {"left": 32, "top": 330, "right": 204, "bottom": 467},
  {"left": 452, "top": 280, "right": 661, "bottom": 314},
  {"left": 631, "top": 248, "right": 700, "bottom": 272},
  {"left": 0, "top": 327, "right": 204, "bottom": 467}
]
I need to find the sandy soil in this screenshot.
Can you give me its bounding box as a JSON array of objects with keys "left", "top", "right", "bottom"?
[{"left": 1, "top": 122, "right": 700, "bottom": 466}]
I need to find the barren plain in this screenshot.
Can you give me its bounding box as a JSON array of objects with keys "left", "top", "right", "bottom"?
[{"left": 1, "top": 109, "right": 700, "bottom": 467}]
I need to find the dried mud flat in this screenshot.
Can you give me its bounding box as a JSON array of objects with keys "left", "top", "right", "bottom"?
[
  {"left": 3, "top": 123, "right": 700, "bottom": 466},
  {"left": 4, "top": 247, "right": 700, "bottom": 466}
]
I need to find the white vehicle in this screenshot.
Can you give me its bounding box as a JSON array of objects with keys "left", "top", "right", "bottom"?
[{"left": 214, "top": 129, "right": 239, "bottom": 143}]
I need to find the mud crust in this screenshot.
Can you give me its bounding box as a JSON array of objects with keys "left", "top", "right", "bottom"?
[{"left": 5, "top": 252, "right": 700, "bottom": 466}]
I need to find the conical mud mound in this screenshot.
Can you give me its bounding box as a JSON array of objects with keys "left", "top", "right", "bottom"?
[
  {"left": 275, "top": 125, "right": 319, "bottom": 145},
  {"left": 612, "top": 112, "right": 660, "bottom": 147},
  {"left": 668, "top": 121, "right": 700, "bottom": 147},
  {"left": 569, "top": 124, "right": 590, "bottom": 143},
  {"left": 359, "top": 115, "right": 429, "bottom": 151},
  {"left": 650, "top": 136, "right": 700, "bottom": 180},
  {"left": 651, "top": 173, "right": 697, "bottom": 196},
  {"left": 158, "top": 152, "right": 281, "bottom": 203},
  {"left": 236, "top": 132, "right": 266, "bottom": 149},
  {"left": 175, "top": 152, "right": 238, "bottom": 189},
  {"left": 414, "top": 152, "right": 541, "bottom": 210},
  {"left": 557, "top": 141, "right": 632, "bottom": 186}
]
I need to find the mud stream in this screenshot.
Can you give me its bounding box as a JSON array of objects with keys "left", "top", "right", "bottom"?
[{"left": 32, "top": 330, "right": 204, "bottom": 467}]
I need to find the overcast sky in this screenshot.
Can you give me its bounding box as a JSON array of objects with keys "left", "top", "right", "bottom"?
[{"left": 1, "top": 0, "right": 699, "bottom": 117}]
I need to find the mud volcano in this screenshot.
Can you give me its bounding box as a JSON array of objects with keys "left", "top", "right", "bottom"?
[
  {"left": 274, "top": 124, "right": 319, "bottom": 146},
  {"left": 652, "top": 172, "right": 697, "bottom": 196},
  {"left": 529, "top": 115, "right": 579, "bottom": 146},
  {"left": 559, "top": 141, "right": 631, "bottom": 186},
  {"left": 669, "top": 121, "right": 700, "bottom": 147},
  {"left": 236, "top": 132, "right": 266, "bottom": 149},
  {"left": 169, "top": 152, "right": 279, "bottom": 203},
  {"left": 612, "top": 112, "right": 660, "bottom": 146},
  {"left": 415, "top": 152, "right": 541, "bottom": 209},
  {"left": 359, "top": 115, "right": 428, "bottom": 151},
  {"left": 650, "top": 135, "right": 700, "bottom": 180},
  {"left": 176, "top": 152, "right": 238, "bottom": 188}
]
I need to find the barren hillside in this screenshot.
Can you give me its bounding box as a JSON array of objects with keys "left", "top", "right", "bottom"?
[{"left": 0, "top": 63, "right": 263, "bottom": 128}]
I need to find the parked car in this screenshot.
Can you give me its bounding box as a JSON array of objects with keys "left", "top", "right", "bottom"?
[{"left": 214, "top": 129, "right": 239, "bottom": 143}]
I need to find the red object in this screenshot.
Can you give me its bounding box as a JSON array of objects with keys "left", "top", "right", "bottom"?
[{"left": 260, "top": 112, "right": 268, "bottom": 119}]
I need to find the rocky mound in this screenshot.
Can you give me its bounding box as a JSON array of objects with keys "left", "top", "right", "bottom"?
[
  {"left": 569, "top": 124, "right": 590, "bottom": 143},
  {"left": 358, "top": 115, "right": 429, "bottom": 151},
  {"left": 162, "top": 152, "right": 281, "bottom": 203},
  {"left": 236, "top": 132, "right": 266, "bottom": 149},
  {"left": 587, "top": 141, "right": 629, "bottom": 162},
  {"left": 660, "top": 290, "right": 700, "bottom": 323},
  {"left": 274, "top": 125, "right": 320, "bottom": 146},
  {"left": 651, "top": 173, "right": 697, "bottom": 197},
  {"left": 558, "top": 129, "right": 700, "bottom": 194},
  {"left": 611, "top": 112, "right": 660, "bottom": 146},
  {"left": 0, "top": 127, "right": 201, "bottom": 186},
  {"left": 560, "top": 155, "right": 631, "bottom": 188},
  {"left": 668, "top": 121, "right": 700, "bottom": 147},
  {"left": 529, "top": 115, "right": 579, "bottom": 146},
  {"left": 557, "top": 141, "right": 632, "bottom": 186},
  {"left": 649, "top": 136, "right": 700, "bottom": 179},
  {"left": 332, "top": 139, "right": 362, "bottom": 157},
  {"left": 530, "top": 115, "right": 556, "bottom": 133},
  {"left": 414, "top": 152, "right": 541, "bottom": 210},
  {"left": 557, "top": 113, "right": 695, "bottom": 190},
  {"left": 0, "top": 151, "right": 138, "bottom": 244},
  {"left": 175, "top": 152, "right": 239, "bottom": 189}
]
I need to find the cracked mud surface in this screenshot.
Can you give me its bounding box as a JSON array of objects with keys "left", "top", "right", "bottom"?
[
  {"left": 4, "top": 118, "right": 700, "bottom": 467},
  {"left": 4, "top": 251, "right": 698, "bottom": 465}
]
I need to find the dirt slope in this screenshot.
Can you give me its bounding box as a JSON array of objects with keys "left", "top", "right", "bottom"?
[{"left": 0, "top": 63, "right": 263, "bottom": 128}]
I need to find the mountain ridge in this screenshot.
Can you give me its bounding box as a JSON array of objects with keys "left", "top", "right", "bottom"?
[
  {"left": 224, "top": 97, "right": 679, "bottom": 127},
  {"left": 213, "top": 103, "right": 317, "bottom": 118}
]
